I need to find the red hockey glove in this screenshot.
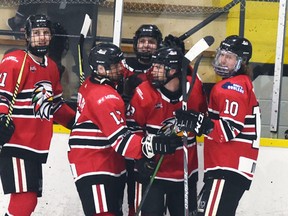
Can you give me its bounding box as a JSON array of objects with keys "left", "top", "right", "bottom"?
[
  {"left": 0, "top": 114, "right": 15, "bottom": 146},
  {"left": 141, "top": 134, "right": 182, "bottom": 158},
  {"left": 176, "top": 109, "right": 214, "bottom": 136}
]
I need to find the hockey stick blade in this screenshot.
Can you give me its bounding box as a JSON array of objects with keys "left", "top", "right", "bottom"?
[
  {"left": 80, "top": 14, "right": 92, "bottom": 38},
  {"left": 184, "top": 36, "right": 214, "bottom": 63},
  {"left": 78, "top": 14, "right": 92, "bottom": 85},
  {"left": 182, "top": 36, "right": 214, "bottom": 103}
]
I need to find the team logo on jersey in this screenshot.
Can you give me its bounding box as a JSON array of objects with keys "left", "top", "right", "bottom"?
[
  {"left": 31, "top": 81, "right": 53, "bottom": 120},
  {"left": 222, "top": 82, "right": 244, "bottom": 94},
  {"left": 155, "top": 102, "right": 163, "bottom": 109},
  {"left": 30, "top": 65, "right": 37, "bottom": 73},
  {"left": 158, "top": 117, "right": 180, "bottom": 135}
]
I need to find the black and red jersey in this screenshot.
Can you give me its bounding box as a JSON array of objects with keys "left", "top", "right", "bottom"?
[
  {"left": 0, "top": 50, "right": 75, "bottom": 163},
  {"left": 68, "top": 77, "right": 148, "bottom": 180},
  {"left": 126, "top": 75, "right": 208, "bottom": 181},
  {"left": 204, "top": 74, "right": 260, "bottom": 189}
]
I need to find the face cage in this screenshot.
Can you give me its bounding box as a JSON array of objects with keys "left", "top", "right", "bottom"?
[
  {"left": 212, "top": 49, "right": 243, "bottom": 78},
  {"left": 149, "top": 64, "right": 174, "bottom": 88},
  {"left": 27, "top": 30, "right": 52, "bottom": 57},
  {"left": 101, "top": 62, "right": 123, "bottom": 82}
]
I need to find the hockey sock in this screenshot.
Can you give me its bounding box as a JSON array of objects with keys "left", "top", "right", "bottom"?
[
  {"left": 94, "top": 212, "right": 115, "bottom": 216},
  {"left": 128, "top": 205, "right": 135, "bottom": 216},
  {"left": 8, "top": 192, "right": 37, "bottom": 216}
]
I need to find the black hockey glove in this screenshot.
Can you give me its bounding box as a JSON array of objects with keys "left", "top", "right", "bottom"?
[
  {"left": 176, "top": 109, "right": 214, "bottom": 136},
  {"left": 126, "top": 74, "right": 143, "bottom": 92},
  {"left": 163, "top": 34, "right": 185, "bottom": 54},
  {"left": 135, "top": 157, "right": 156, "bottom": 183},
  {"left": 0, "top": 114, "right": 15, "bottom": 146},
  {"left": 141, "top": 134, "right": 182, "bottom": 158}
]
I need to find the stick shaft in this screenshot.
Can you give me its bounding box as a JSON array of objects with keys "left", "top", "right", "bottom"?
[{"left": 135, "top": 155, "right": 164, "bottom": 216}]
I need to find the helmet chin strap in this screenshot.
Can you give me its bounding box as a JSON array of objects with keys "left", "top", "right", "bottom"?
[
  {"left": 28, "top": 44, "right": 49, "bottom": 57},
  {"left": 136, "top": 52, "right": 152, "bottom": 64}
]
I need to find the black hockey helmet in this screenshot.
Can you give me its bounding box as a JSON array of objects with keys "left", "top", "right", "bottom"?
[
  {"left": 219, "top": 35, "right": 252, "bottom": 63},
  {"left": 133, "top": 24, "right": 163, "bottom": 62},
  {"left": 89, "top": 43, "right": 124, "bottom": 82},
  {"left": 152, "top": 46, "right": 183, "bottom": 71},
  {"left": 150, "top": 46, "right": 183, "bottom": 88},
  {"left": 89, "top": 43, "right": 124, "bottom": 71},
  {"left": 24, "top": 14, "right": 52, "bottom": 57},
  {"left": 213, "top": 35, "right": 252, "bottom": 78}
]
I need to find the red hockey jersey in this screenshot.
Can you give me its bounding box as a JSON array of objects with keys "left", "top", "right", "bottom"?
[
  {"left": 126, "top": 75, "right": 208, "bottom": 181},
  {"left": 68, "top": 77, "right": 146, "bottom": 179},
  {"left": 204, "top": 74, "right": 260, "bottom": 189},
  {"left": 0, "top": 50, "right": 75, "bottom": 163}
]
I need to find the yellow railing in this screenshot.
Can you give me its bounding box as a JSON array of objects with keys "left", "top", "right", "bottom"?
[{"left": 53, "top": 125, "right": 288, "bottom": 148}]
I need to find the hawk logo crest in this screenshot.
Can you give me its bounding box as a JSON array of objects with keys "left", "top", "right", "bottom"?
[
  {"left": 158, "top": 117, "right": 179, "bottom": 135},
  {"left": 32, "top": 81, "right": 53, "bottom": 120}
]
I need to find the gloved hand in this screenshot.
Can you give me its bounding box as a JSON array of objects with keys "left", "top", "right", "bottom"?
[
  {"left": 126, "top": 74, "right": 143, "bottom": 91},
  {"left": 163, "top": 34, "right": 185, "bottom": 54},
  {"left": 135, "top": 157, "right": 156, "bottom": 183},
  {"left": 0, "top": 114, "right": 15, "bottom": 146},
  {"left": 175, "top": 109, "right": 214, "bottom": 136},
  {"left": 141, "top": 134, "right": 182, "bottom": 158}
]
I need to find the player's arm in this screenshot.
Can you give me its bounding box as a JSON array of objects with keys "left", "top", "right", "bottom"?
[
  {"left": 50, "top": 64, "right": 76, "bottom": 129},
  {"left": 93, "top": 94, "right": 182, "bottom": 159},
  {"left": 0, "top": 52, "right": 25, "bottom": 145},
  {"left": 53, "top": 102, "right": 76, "bottom": 129}
]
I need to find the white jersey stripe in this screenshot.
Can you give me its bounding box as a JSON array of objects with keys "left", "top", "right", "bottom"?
[
  {"left": 92, "top": 184, "right": 100, "bottom": 213},
  {"left": 12, "top": 157, "right": 20, "bottom": 193},
  {"left": 205, "top": 179, "right": 225, "bottom": 216},
  {"left": 100, "top": 184, "right": 108, "bottom": 212},
  {"left": 20, "top": 158, "right": 27, "bottom": 191}
]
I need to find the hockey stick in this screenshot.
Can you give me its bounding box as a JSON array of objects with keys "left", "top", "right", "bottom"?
[
  {"left": 179, "top": 0, "right": 240, "bottom": 41},
  {"left": 78, "top": 14, "right": 92, "bottom": 86},
  {"left": 135, "top": 36, "right": 214, "bottom": 216},
  {"left": 5, "top": 52, "right": 28, "bottom": 127},
  {"left": 135, "top": 156, "right": 164, "bottom": 216},
  {"left": 181, "top": 36, "right": 214, "bottom": 216}
]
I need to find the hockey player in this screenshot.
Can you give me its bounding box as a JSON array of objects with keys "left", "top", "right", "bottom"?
[
  {"left": 67, "top": 43, "right": 182, "bottom": 216},
  {"left": 0, "top": 14, "right": 75, "bottom": 215},
  {"left": 121, "top": 24, "right": 163, "bottom": 100},
  {"left": 121, "top": 24, "right": 163, "bottom": 216},
  {"left": 126, "top": 46, "right": 208, "bottom": 215},
  {"left": 176, "top": 35, "right": 261, "bottom": 215}
]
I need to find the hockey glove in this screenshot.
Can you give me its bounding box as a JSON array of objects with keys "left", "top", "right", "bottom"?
[
  {"left": 176, "top": 109, "right": 214, "bottom": 136},
  {"left": 0, "top": 114, "right": 15, "bottom": 146},
  {"left": 135, "top": 157, "right": 156, "bottom": 183},
  {"left": 163, "top": 34, "right": 185, "bottom": 54},
  {"left": 141, "top": 134, "right": 182, "bottom": 158},
  {"left": 126, "top": 74, "right": 143, "bottom": 91}
]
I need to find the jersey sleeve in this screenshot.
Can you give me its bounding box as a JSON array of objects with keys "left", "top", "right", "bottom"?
[
  {"left": 48, "top": 58, "right": 76, "bottom": 128},
  {"left": 0, "top": 51, "right": 26, "bottom": 114}
]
